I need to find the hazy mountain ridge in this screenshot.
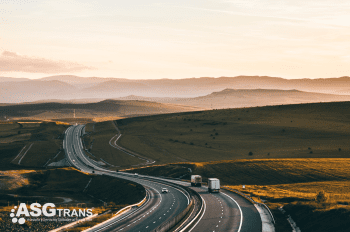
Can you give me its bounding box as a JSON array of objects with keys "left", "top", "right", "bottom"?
[
  {"left": 116, "top": 88, "right": 350, "bottom": 109},
  {"left": 2, "top": 75, "right": 350, "bottom": 103}
]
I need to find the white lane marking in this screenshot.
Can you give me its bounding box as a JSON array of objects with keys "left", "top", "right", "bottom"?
[
  {"left": 222, "top": 192, "right": 243, "bottom": 232},
  {"left": 188, "top": 194, "right": 207, "bottom": 232}
]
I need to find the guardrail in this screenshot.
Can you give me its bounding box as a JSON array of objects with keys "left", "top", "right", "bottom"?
[
  {"left": 83, "top": 191, "right": 149, "bottom": 232},
  {"left": 222, "top": 186, "right": 275, "bottom": 224},
  {"left": 258, "top": 203, "right": 276, "bottom": 224},
  {"left": 177, "top": 189, "right": 204, "bottom": 232}
]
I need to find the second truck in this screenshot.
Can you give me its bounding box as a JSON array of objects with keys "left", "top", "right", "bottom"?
[{"left": 191, "top": 175, "right": 202, "bottom": 187}]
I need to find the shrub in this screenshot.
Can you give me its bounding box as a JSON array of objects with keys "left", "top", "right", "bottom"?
[
  {"left": 174, "top": 140, "right": 179, "bottom": 142},
  {"left": 248, "top": 151, "right": 253, "bottom": 156},
  {"left": 213, "top": 137, "right": 215, "bottom": 139},
  {"left": 310, "top": 151, "right": 313, "bottom": 154},
  {"left": 190, "top": 142, "right": 194, "bottom": 145},
  {"left": 308, "top": 147, "right": 311, "bottom": 150},
  {"left": 215, "top": 132, "right": 218, "bottom": 135},
  {"left": 282, "top": 129, "right": 286, "bottom": 132},
  {"left": 169, "top": 139, "right": 173, "bottom": 141},
  {"left": 315, "top": 190, "right": 329, "bottom": 203},
  {"left": 339, "top": 148, "right": 342, "bottom": 152},
  {"left": 205, "top": 143, "right": 208, "bottom": 145}
]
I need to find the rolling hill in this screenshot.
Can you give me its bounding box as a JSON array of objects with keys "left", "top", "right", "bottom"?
[
  {"left": 0, "top": 99, "right": 202, "bottom": 120},
  {"left": 90, "top": 101, "right": 350, "bottom": 165}
]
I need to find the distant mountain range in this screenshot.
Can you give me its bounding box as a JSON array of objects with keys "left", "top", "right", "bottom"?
[{"left": 1, "top": 75, "right": 350, "bottom": 103}]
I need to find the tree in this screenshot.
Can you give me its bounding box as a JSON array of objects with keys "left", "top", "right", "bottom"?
[
  {"left": 315, "top": 190, "right": 328, "bottom": 203},
  {"left": 248, "top": 151, "right": 253, "bottom": 156}
]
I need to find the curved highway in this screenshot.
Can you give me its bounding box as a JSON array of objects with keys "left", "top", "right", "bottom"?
[
  {"left": 63, "top": 125, "right": 189, "bottom": 232},
  {"left": 64, "top": 124, "right": 264, "bottom": 232}
]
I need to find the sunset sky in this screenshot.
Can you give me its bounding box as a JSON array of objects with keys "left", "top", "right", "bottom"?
[{"left": 1, "top": 0, "right": 350, "bottom": 80}]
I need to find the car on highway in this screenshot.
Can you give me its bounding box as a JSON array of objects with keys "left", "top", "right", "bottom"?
[{"left": 162, "top": 188, "right": 169, "bottom": 193}]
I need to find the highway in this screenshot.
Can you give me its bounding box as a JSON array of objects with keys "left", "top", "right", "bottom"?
[
  {"left": 64, "top": 125, "right": 263, "bottom": 232},
  {"left": 64, "top": 125, "right": 189, "bottom": 232},
  {"left": 151, "top": 177, "right": 262, "bottom": 232}
]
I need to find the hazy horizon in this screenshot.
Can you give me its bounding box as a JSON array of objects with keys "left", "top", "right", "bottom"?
[{"left": 1, "top": 0, "right": 349, "bottom": 80}]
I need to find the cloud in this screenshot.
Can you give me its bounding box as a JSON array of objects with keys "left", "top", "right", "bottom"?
[{"left": 0, "top": 51, "right": 95, "bottom": 74}]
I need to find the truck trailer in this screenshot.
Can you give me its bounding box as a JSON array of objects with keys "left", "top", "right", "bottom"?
[
  {"left": 208, "top": 178, "right": 220, "bottom": 193},
  {"left": 191, "top": 175, "right": 202, "bottom": 187}
]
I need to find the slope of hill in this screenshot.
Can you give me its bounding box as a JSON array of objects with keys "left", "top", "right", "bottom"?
[
  {"left": 93, "top": 101, "right": 350, "bottom": 165},
  {"left": 0, "top": 100, "right": 202, "bottom": 120}
]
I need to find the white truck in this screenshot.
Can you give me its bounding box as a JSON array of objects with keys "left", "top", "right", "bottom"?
[
  {"left": 208, "top": 178, "right": 220, "bottom": 193},
  {"left": 191, "top": 175, "right": 202, "bottom": 187}
]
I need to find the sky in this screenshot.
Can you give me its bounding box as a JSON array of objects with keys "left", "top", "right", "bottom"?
[{"left": 1, "top": 0, "right": 350, "bottom": 80}]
